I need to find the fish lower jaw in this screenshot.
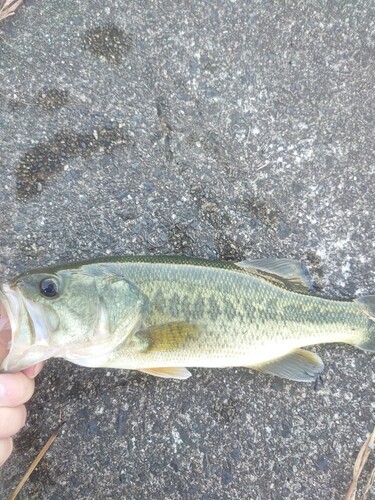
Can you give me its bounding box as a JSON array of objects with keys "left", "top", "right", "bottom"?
[
  {"left": 0, "top": 294, "right": 12, "bottom": 366},
  {"left": 1, "top": 343, "right": 62, "bottom": 372}
]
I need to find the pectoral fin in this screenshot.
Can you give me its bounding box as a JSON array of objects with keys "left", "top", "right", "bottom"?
[
  {"left": 247, "top": 348, "right": 324, "bottom": 382},
  {"left": 132, "top": 322, "right": 199, "bottom": 353},
  {"left": 139, "top": 367, "right": 192, "bottom": 379}
]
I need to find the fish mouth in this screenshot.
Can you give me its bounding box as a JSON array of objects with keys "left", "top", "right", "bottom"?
[
  {"left": 0, "top": 284, "right": 60, "bottom": 372},
  {"left": 0, "top": 295, "right": 12, "bottom": 365},
  {"left": 0, "top": 284, "right": 21, "bottom": 371}
]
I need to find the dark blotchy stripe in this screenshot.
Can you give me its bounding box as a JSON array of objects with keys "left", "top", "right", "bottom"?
[
  {"left": 191, "top": 297, "right": 205, "bottom": 321},
  {"left": 208, "top": 296, "right": 221, "bottom": 320}
]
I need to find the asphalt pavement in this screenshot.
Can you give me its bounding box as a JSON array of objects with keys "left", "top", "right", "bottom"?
[{"left": 0, "top": 1, "right": 374, "bottom": 498}]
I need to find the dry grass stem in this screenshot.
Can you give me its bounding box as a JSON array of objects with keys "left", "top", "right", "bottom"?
[
  {"left": 8, "top": 422, "right": 65, "bottom": 500},
  {"left": 0, "top": 0, "right": 23, "bottom": 23},
  {"left": 344, "top": 426, "right": 375, "bottom": 500},
  {"left": 361, "top": 465, "right": 375, "bottom": 500}
]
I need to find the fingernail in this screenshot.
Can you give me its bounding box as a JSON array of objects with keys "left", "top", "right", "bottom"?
[{"left": 0, "top": 383, "right": 4, "bottom": 400}]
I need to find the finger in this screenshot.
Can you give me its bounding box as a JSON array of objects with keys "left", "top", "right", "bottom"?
[
  {"left": 23, "top": 361, "right": 45, "bottom": 379},
  {"left": 0, "top": 405, "right": 27, "bottom": 439},
  {"left": 0, "top": 373, "right": 35, "bottom": 407},
  {"left": 0, "top": 437, "right": 13, "bottom": 466}
]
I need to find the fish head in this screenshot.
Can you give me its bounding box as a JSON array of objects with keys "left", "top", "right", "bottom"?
[{"left": 0, "top": 263, "right": 144, "bottom": 372}]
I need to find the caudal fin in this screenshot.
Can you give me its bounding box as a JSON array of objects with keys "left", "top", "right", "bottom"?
[{"left": 354, "top": 295, "right": 375, "bottom": 352}]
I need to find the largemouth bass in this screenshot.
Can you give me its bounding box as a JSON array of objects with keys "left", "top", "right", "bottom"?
[{"left": 0, "top": 256, "right": 374, "bottom": 382}]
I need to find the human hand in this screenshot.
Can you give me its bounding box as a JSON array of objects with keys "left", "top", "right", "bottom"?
[{"left": 0, "top": 332, "right": 43, "bottom": 465}]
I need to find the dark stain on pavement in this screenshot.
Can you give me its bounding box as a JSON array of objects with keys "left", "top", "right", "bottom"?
[
  {"left": 155, "top": 96, "right": 174, "bottom": 162},
  {"left": 190, "top": 185, "right": 231, "bottom": 229},
  {"left": 36, "top": 88, "right": 70, "bottom": 110},
  {"left": 7, "top": 98, "right": 24, "bottom": 111},
  {"left": 215, "top": 234, "right": 244, "bottom": 261},
  {"left": 168, "top": 223, "right": 194, "bottom": 256},
  {"left": 82, "top": 25, "right": 133, "bottom": 63},
  {"left": 305, "top": 250, "right": 325, "bottom": 291},
  {"left": 16, "top": 123, "right": 128, "bottom": 198},
  {"left": 242, "top": 196, "right": 280, "bottom": 229}
]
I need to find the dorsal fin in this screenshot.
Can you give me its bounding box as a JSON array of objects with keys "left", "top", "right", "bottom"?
[{"left": 235, "top": 258, "right": 313, "bottom": 292}]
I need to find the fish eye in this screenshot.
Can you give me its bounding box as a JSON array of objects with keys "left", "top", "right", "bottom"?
[{"left": 39, "top": 277, "right": 59, "bottom": 298}]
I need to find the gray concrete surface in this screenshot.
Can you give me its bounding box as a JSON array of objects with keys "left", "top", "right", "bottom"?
[{"left": 0, "top": 0, "right": 374, "bottom": 498}]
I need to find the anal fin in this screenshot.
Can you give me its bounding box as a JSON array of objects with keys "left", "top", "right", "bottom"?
[
  {"left": 247, "top": 348, "right": 324, "bottom": 382},
  {"left": 139, "top": 367, "right": 192, "bottom": 379}
]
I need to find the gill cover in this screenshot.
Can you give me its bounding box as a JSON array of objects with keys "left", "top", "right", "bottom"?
[{"left": 0, "top": 263, "right": 147, "bottom": 372}]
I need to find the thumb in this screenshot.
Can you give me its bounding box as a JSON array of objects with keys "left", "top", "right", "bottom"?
[{"left": 22, "top": 362, "right": 44, "bottom": 379}]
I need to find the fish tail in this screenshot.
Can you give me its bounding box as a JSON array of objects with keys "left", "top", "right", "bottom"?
[{"left": 354, "top": 295, "right": 375, "bottom": 352}]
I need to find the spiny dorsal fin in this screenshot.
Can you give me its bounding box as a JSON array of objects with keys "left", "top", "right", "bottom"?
[
  {"left": 235, "top": 258, "right": 313, "bottom": 292},
  {"left": 246, "top": 348, "right": 324, "bottom": 382},
  {"left": 139, "top": 367, "right": 192, "bottom": 379},
  {"left": 132, "top": 322, "right": 199, "bottom": 353}
]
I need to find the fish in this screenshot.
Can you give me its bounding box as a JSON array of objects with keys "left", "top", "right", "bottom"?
[{"left": 0, "top": 255, "right": 374, "bottom": 382}]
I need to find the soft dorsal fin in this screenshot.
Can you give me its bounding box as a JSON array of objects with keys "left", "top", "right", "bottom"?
[
  {"left": 139, "top": 367, "right": 192, "bottom": 379},
  {"left": 235, "top": 258, "right": 313, "bottom": 292},
  {"left": 247, "top": 348, "right": 324, "bottom": 382}
]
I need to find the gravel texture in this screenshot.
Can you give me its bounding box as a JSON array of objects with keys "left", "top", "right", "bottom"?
[{"left": 0, "top": 1, "right": 374, "bottom": 498}]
